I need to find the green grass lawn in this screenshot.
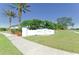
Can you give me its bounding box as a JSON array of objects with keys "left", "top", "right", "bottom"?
[
  {"left": 0, "top": 34, "right": 22, "bottom": 55},
  {"left": 75, "top": 30, "right": 79, "bottom": 32},
  {"left": 25, "top": 30, "right": 79, "bottom": 54}
]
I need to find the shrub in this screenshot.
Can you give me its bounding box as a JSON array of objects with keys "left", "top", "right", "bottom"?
[
  {"left": 11, "top": 28, "right": 22, "bottom": 36},
  {"left": 0, "top": 28, "right": 7, "bottom": 31}
]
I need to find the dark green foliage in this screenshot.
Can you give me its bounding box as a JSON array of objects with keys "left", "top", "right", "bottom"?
[
  {"left": 29, "top": 19, "right": 43, "bottom": 29},
  {"left": 56, "top": 17, "right": 74, "bottom": 30},
  {"left": 21, "top": 19, "right": 55, "bottom": 30},
  {"left": 42, "top": 20, "right": 55, "bottom": 29},
  {"left": 0, "top": 28, "right": 7, "bottom": 31},
  {"left": 54, "top": 23, "right": 64, "bottom": 30},
  {"left": 11, "top": 28, "right": 22, "bottom": 34},
  {"left": 21, "top": 17, "right": 74, "bottom": 30}
]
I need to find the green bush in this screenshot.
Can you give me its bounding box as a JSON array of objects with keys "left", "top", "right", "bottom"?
[
  {"left": 0, "top": 28, "right": 7, "bottom": 31},
  {"left": 11, "top": 28, "right": 22, "bottom": 34},
  {"left": 11, "top": 29, "right": 16, "bottom": 34}
]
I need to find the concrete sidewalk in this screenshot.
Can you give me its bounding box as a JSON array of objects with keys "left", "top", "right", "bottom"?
[{"left": 1, "top": 32, "right": 77, "bottom": 55}]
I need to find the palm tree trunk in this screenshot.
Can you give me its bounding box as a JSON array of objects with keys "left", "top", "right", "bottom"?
[
  {"left": 9, "top": 17, "right": 11, "bottom": 33},
  {"left": 18, "top": 3, "right": 22, "bottom": 28},
  {"left": 18, "top": 16, "right": 21, "bottom": 28}
]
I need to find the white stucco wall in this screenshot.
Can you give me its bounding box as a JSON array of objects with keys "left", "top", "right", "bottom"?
[{"left": 22, "top": 27, "right": 55, "bottom": 37}]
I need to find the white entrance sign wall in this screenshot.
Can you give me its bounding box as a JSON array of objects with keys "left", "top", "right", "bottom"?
[{"left": 22, "top": 27, "right": 55, "bottom": 37}]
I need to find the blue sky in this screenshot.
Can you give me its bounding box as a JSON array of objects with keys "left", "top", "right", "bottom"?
[{"left": 0, "top": 3, "right": 79, "bottom": 28}]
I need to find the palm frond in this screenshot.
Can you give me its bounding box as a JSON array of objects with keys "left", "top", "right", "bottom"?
[
  {"left": 9, "top": 3, "right": 18, "bottom": 10},
  {"left": 3, "top": 9, "right": 16, "bottom": 18}
]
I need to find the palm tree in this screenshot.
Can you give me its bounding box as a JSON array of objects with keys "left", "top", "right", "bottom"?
[
  {"left": 10, "top": 3, "right": 30, "bottom": 28},
  {"left": 4, "top": 10, "right": 16, "bottom": 32}
]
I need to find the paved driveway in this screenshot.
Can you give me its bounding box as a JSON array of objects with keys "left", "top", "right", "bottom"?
[{"left": 1, "top": 32, "right": 77, "bottom": 55}]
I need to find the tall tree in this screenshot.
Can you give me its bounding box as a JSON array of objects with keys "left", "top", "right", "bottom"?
[
  {"left": 57, "top": 17, "right": 74, "bottom": 30},
  {"left": 4, "top": 10, "right": 16, "bottom": 32},
  {"left": 43, "top": 20, "right": 55, "bottom": 29},
  {"left": 21, "top": 19, "right": 55, "bottom": 30},
  {"left": 21, "top": 19, "right": 43, "bottom": 29},
  {"left": 10, "top": 3, "right": 30, "bottom": 28}
]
